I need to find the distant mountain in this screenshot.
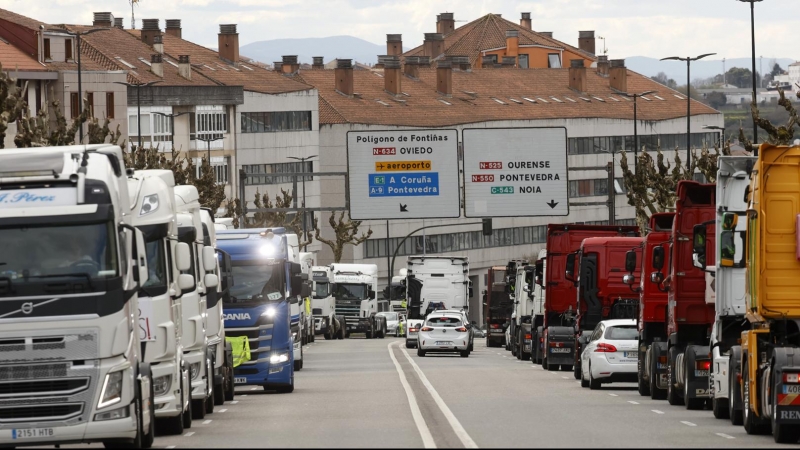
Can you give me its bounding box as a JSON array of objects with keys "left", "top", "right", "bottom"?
[
  {"left": 240, "top": 36, "right": 408, "bottom": 66},
  {"left": 624, "top": 56, "right": 796, "bottom": 83}
]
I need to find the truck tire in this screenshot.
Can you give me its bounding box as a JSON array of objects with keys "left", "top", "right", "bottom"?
[
  {"left": 742, "top": 358, "right": 770, "bottom": 435},
  {"left": 650, "top": 345, "right": 667, "bottom": 400},
  {"left": 204, "top": 357, "right": 215, "bottom": 414},
  {"left": 294, "top": 344, "right": 304, "bottom": 371},
  {"left": 337, "top": 317, "right": 346, "bottom": 340},
  {"left": 712, "top": 395, "right": 729, "bottom": 419},
  {"left": 366, "top": 323, "right": 374, "bottom": 339},
  {"left": 574, "top": 362, "right": 582, "bottom": 380},
  {"left": 684, "top": 348, "right": 704, "bottom": 410},
  {"left": 520, "top": 334, "right": 530, "bottom": 361},
  {"left": 379, "top": 319, "right": 386, "bottom": 338},
  {"left": 406, "top": 340, "right": 415, "bottom": 349},
  {"left": 667, "top": 346, "right": 684, "bottom": 406},
  {"left": 638, "top": 348, "right": 650, "bottom": 396},
  {"left": 224, "top": 350, "right": 235, "bottom": 402},
  {"left": 192, "top": 396, "right": 206, "bottom": 420},
  {"left": 729, "top": 348, "right": 743, "bottom": 425}
]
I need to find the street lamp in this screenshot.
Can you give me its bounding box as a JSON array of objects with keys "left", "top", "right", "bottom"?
[
  {"left": 287, "top": 155, "right": 318, "bottom": 251},
  {"left": 738, "top": 0, "right": 762, "bottom": 152},
  {"left": 660, "top": 53, "right": 716, "bottom": 167},
  {"left": 113, "top": 80, "right": 161, "bottom": 150},
  {"left": 47, "top": 27, "right": 108, "bottom": 143},
  {"left": 621, "top": 90, "right": 655, "bottom": 171},
  {"left": 195, "top": 135, "right": 223, "bottom": 163},
  {"left": 152, "top": 111, "right": 190, "bottom": 155},
  {"left": 703, "top": 125, "right": 725, "bottom": 148}
]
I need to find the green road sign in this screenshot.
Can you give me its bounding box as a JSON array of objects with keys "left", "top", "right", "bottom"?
[{"left": 491, "top": 186, "right": 514, "bottom": 194}]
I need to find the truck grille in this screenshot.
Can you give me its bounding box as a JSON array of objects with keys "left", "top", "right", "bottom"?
[
  {"left": 226, "top": 323, "right": 274, "bottom": 365},
  {"left": 0, "top": 363, "right": 68, "bottom": 381},
  {"left": 611, "top": 299, "right": 639, "bottom": 320},
  {"left": 335, "top": 300, "right": 362, "bottom": 317},
  {"left": 0, "top": 404, "right": 83, "bottom": 423},
  {"left": 0, "top": 378, "right": 89, "bottom": 398}
]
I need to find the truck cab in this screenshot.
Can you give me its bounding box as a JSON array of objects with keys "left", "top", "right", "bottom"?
[
  {"left": 484, "top": 265, "right": 509, "bottom": 347},
  {"left": 311, "top": 265, "right": 342, "bottom": 340},
  {"left": 331, "top": 263, "right": 387, "bottom": 338},
  {"left": 299, "top": 252, "right": 315, "bottom": 346},
  {"left": 530, "top": 250, "right": 547, "bottom": 363}
]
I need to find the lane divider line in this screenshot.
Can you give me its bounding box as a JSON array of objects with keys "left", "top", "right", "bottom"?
[
  {"left": 219, "top": 409, "right": 228, "bottom": 413},
  {"left": 202, "top": 420, "right": 212, "bottom": 425},
  {"left": 166, "top": 446, "right": 176, "bottom": 449},
  {"left": 608, "top": 393, "right": 618, "bottom": 397},
  {"left": 651, "top": 410, "right": 664, "bottom": 414},
  {"left": 388, "top": 342, "right": 436, "bottom": 449},
  {"left": 680, "top": 421, "right": 696, "bottom": 427},
  {"left": 628, "top": 401, "right": 639, "bottom": 405},
  {"left": 230, "top": 401, "right": 238, "bottom": 404},
  {"left": 400, "top": 345, "right": 479, "bottom": 449},
  {"left": 715, "top": 433, "right": 735, "bottom": 439},
  {"left": 184, "top": 432, "right": 195, "bottom": 437}
]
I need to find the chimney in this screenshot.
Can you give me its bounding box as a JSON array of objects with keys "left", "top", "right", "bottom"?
[
  {"left": 569, "top": 59, "right": 586, "bottom": 92},
  {"left": 165, "top": 19, "right": 182, "bottom": 38},
  {"left": 520, "top": 12, "right": 532, "bottom": 30},
  {"left": 282, "top": 55, "right": 299, "bottom": 74},
  {"left": 387, "top": 34, "right": 402, "bottom": 56},
  {"left": 93, "top": 12, "right": 113, "bottom": 28},
  {"left": 335, "top": 59, "right": 354, "bottom": 96},
  {"left": 273, "top": 61, "right": 283, "bottom": 72},
  {"left": 375, "top": 55, "right": 390, "bottom": 69},
  {"left": 609, "top": 59, "right": 627, "bottom": 92},
  {"left": 505, "top": 30, "right": 519, "bottom": 57},
  {"left": 422, "top": 33, "right": 444, "bottom": 58},
  {"left": 451, "top": 55, "right": 470, "bottom": 71},
  {"left": 417, "top": 56, "right": 431, "bottom": 68},
  {"left": 578, "top": 30, "right": 595, "bottom": 55},
  {"left": 312, "top": 56, "right": 324, "bottom": 70},
  {"left": 153, "top": 35, "right": 163, "bottom": 55},
  {"left": 404, "top": 56, "right": 419, "bottom": 78},
  {"left": 384, "top": 56, "right": 402, "bottom": 96},
  {"left": 436, "top": 13, "right": 455, "bottom": 35},
  {"left": 540, "top": 31, "right": 553, "bottom": 38},
  {"left": 436, "top": 59, "right": 452, "bottom": 96},
  {"left": 150, "top": 54, "right": 164, "bottom": 77},
  {"left": 178, "top": 55, "right": 191, "bottom": 80},
  {"left": 482, "top": 55, "right": 497, "bottom": 68},
  {"left": 141, "top": 19, "right": 161, "bottom": 46},
  {"left": 218, "top": 24, "right": 239, "bottom": 65},
  {"left": 113, "top": 17, "right": 123, "bottom": 29},
  {"left": 596, "top": 55, "right": 610, "bottom": 77}
]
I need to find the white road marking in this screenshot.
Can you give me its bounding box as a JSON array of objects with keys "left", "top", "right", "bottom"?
[
  {"left": 230, "top": 401, "right": 238, "bottom": 404},
  {"left": 240, "top": 395, "right": 248, "bottom": 397},
  {"left": 400, "top": 345, "right": 479, "bottom": 449},
  {"left": 202, "top": 420, "right": 212, "bottom": 425},
  {"left": 250, "top": 387, "right": 257, "bottom": 391},
  {"left": 608, "top": 393, "right": 618, "bottom": 397},
  {"left": 561, "top": 376, "right": 569, "bottom": 379},
  {"left": 715, "top": 433, "right": 735, "bottom": 439},
  {"left": 184, "top": 432, "right": 195, "bottom": 437},
  {"left": 166, "top": 446, "right": 176, "bottom": 449},
  {"left": 652, "top": 410, "right": 664, "bottom": 414},
  {"left": 680, "top": 421, "right": 696, "bottom": 427},
  {"left": 628, "top": 401, "right": 639, "bottom": 405},
  {"left": 388, "top": 342, "right": 436, "bottom": 449},
  {"left": 219, "top": 409, "right": 228, "bottom": 413}
]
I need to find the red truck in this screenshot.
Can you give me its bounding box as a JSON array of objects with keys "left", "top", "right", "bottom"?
[
  {"left": 661, "top": 181, "right": 716, "bottom": 409},
  {"left": 623, "top": 212, "right": 675, "bottom": 399},
  {"left": 571, "top": 236, "right": 643, "bottom": 380},
  {"left": 484, "top": 265, "right": 510, "bottom": 347},
  {"left": 538, "top": 224, "right": 639, "bottom": 372}
]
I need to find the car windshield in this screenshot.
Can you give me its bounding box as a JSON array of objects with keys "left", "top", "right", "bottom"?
[
  {"left": 228, "top": 261, "right": 285, "bottom": 305},
  {"left": 313, "top": 281, "right": 330, "bottom": 299},
  {"left": 426, "top": 316, "right": 462, "bottom": 327},
  {"left": 141, "top": 238, "right": 167, "bottom": 296},
  {"left": 379, "top": 312, "right": 398, "bottom": 321},
  {"left": 0, "top": 222, "right": 117, "bottom": 288},
  {"left": 332, "top": 283, "right": 368, "bottom": 300},
  {"left": 604, "top": 325, "right": 638, "bottom": 340}
]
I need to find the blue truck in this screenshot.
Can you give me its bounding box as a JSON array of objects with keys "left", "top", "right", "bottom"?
[{"left": 216, "top": 228, "right": 310, "bottom": 393}]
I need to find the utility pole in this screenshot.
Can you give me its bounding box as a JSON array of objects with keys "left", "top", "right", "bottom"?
[
  {"left": 287, "top": 155, "right": 318, "bottom": 251},
  {"left": 607, "top": 162, "right": 615, "bottom": 226}
]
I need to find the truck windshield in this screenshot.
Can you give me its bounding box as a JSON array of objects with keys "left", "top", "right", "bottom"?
[
  {"left": 313, "top": 282, "right": 330, "bottom": 299},
  {"left": 333, "top": 283, "right": 367, "bottom": 300},
  {"left": 141, "top": 239, "right": 167, "bottom": 296},
  {"left": 0, "top": 222, "right": 117, "bottom": 288},
  {"left": 229, "top": 261, "right": 285, "bottom": 305}
]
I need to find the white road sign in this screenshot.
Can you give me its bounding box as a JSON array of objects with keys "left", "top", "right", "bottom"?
[
  {"left": 462, "top": 127, "right": 568, "bottom": 217},
  {"left": 347, "top": 130, "right": 460, "bottom": 220}
]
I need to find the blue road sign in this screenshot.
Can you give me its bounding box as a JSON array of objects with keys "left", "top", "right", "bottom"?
[{"left": 368, "top": 172, "right": 440, "bottom": 197}]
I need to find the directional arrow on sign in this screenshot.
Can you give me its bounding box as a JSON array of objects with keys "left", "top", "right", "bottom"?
[
  {"left": 400, "top": 203, "right": 408, "bottom": 212},
  {"left": 547, "top": 200, "right": 559, "bottom": 209}
]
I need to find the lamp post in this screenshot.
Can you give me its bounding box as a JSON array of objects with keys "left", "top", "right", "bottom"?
[
  {"left": 621, "top": 90, "right": 655, "bottom": 171},
  {"left": 47, "top": 27, "right": 108, "bottom": 143},
  {"left": 738, "top": 0, "right": 762, "bottom": 152},
  {"left": 660, "top": 53, "right": 716, "bottom": 167},
  {"left": 288, "top": 155, "right": 318, "bottom": 251},
  {"left": 195, "top": 135, "right": 223, "bottom": 164},
  {"left": 703, "top": 125, "right": 725, "bottom": 148},
  {"left": 113, "top": 80, "right": 161, "bottom": 150},
  {"left": 152, "top": 111, "right": 190, "bottom": 155}
]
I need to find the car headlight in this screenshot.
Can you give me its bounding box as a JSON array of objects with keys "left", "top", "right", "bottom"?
[
  {"left": 98, "top": 371, "right": 124, "bottom": 409},
  {"left": 153, "top": 375, "right": 171, "bottom": 396},
  {"left": 262, "top": 307, "right": 277, "bottom": 318},
  {"left": 270, "top": 352, "right": 290, "bottom": 364},
  {"left": 190, "top": 362, "right": 201, "bottom": 380},
  {"left": 139, "top": 194, "right": 159, "bottom": 216}
]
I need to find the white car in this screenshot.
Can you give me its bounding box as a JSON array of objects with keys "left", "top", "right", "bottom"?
[
  {"left": 416, "top": 313, "right": 470, "bottom": 358},
  {"left": 431, "top": 309, "right": 475, "bottom": 351},
  {"left": 580, "top": 319, "right": 639, "bottom": 390},
  {"left": 377, "top": 312, "right": 401, "bottom": 336},
  {"left": 406, "top": 319, "right": 423, "bottom": 348}
]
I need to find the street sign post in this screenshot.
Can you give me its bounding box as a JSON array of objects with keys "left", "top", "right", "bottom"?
[
  {"left": 462, "top": 127, "right": 569, "bottom": 217},
  {"left": 347, "top": 129, "right": 460, "bottom": 220}
]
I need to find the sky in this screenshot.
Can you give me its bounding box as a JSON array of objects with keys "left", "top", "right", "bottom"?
[{"left": 2, "top": 0, "right": 798, "bottom": 62}]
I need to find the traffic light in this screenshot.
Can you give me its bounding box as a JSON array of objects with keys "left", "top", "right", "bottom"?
[{"left": 482, "top": 218, "right": 492, "bottom": 236}]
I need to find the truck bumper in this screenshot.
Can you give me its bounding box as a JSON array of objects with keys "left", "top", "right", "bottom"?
[
  {"left": 346, "top": 318, "right": 371, "bottom": 333},
  {"left": 234, "top": 361, "right": 292, "bottom": 387},
  {"left": 151, "top": 362, "right": 181, "bottom": 418},
  {"left": 184, "top": 350, "right": 207, "bottom": 400}
]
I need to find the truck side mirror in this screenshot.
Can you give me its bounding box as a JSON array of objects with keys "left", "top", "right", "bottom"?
[
  {"left": 652, "top": 246, "right": 665, "bottom": 271},
  {"left": 132, "top": 228, "right": 149, "bottom": 286},
  {"left": 302, "top": 281, "right": 312, "bottom": 298},
  {"left": 176, "top": 242, "right": 192, "bottom": 272},
  {"left": 623, "top": 274, "right": 636, "bottom": 286},
  {"left": 565, "top": 253, "right": 576, "bottom": 282},
  {"left": 692, "top": 224, "right": 707, "bottom": 268},
  {"left": 204, "top": 273, "right": 219, "bottom": 289},
  {"left": 650, "top": 272, "right": 664, "bottom": 284},
  {"left": 625, "top": 250, "right": 637, "bottom": 273},
  {"left": 178, "top": 273, "right": 195, "bottom": 291},
  {"left": 202, "top": 246, "right": 217, "bottom": 274},
  {"left": 535, "top": 261, "right": 544, "bottom": 287}
]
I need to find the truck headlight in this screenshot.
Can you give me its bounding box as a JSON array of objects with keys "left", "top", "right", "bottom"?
[
  {"left": 98, "top": 371, "right": 124, "bottom": 409},
  {"left": 139, "top": 194, "right": 159, "bottom": 216},
  {"left": 262, "top": 307, "right": 277, "bottom": 318},
  {"left": 270, "top": 352, "right": 290, "bottom": 364},
  {"left": 190, "top": 362, "right": 201, "bottom": 380},
  {"left": 94, "top": 405, "right": 130, "bottom": 421},
  {"left": 153, "top": 375, "right": 171, "bottom": 396}
]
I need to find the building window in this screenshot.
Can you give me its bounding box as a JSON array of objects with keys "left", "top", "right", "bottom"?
[
  {"left": 65, "top": 39, "right": 72, "bottom": 60},
  {"left": 518, "top": 54, "right": 529, "bottom": 69},
  {"left": 191, "top": 108, "right": 228, "bottom": 141},
  {"left": 194, "top": 157, "right": 230, "bottom": 184},
  {"left": 86, "top": 92, "right": 94, "bottom": 117},
  {"left": 547, "top": 53, "right": 561, "bottom": 68},
  {"left": 127, "top": 106, "right": 172, "bottom": 149},
  {"left": 567, "top": 133, "right": 718, "bottom": 155},
  {"left": 43, "top": 38, "right": 51, "bottom": 60},
  {"left": 70, "top": 92, "right": 79, "bottom": 118},
  {"left": 243, "top": 161, "right": 313, "bottom": 185},
  {"left": 240, "top": 111, "right": 312, "bottom": 133},
  {"left": 106, "top": 92, "right": 115, "bottom": 119}
]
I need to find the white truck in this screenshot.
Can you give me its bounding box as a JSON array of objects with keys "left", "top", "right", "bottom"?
[
  {"left": 284, "top": 234, "right": 305, "bottom": 371},
  {"left": 174, "top": 186, "right": 216, "bottom": 418},
  {"left": 311, "top": 266, "right": 344, "bottom": 340},
  {"left": 299, "top": 252, "right": 315, "bottom": 345},
  {"left": 530, "top": 250, "right": 547, "bottom": 364},
  {"left": 330, "top": 264, "right": 387, "bottom": 338},
  {"left": 129, "top": 170, "right": 194, "bottom": 434},
  {"left": 199, "top": 208, "right": 235, "bottom": 405},
  {"left": 0, "top": 145, "right": 155, "bottom": 447},
  {"left": 508, "top": 260, "right": 534, "bottom": 361}
]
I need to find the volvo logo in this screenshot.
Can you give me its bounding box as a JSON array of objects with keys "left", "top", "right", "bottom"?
[{"left": 20, "top": 302, "right": 34, "bottom": 315}]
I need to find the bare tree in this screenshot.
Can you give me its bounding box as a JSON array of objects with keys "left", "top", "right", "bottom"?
[{"left": 314, "top": 211, "right": 373, "bottom": 263}]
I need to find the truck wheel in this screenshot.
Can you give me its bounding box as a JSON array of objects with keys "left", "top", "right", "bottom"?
[
  {"left": 684, "top": 350, "right": 704, "bottom": 410},
  {"left": 204, "top": 358, "right": 215, "bottom": 414},
  {"left": 649, "top": 347, "right": 667, "bottom": 400},
  {"left": 379, "top": 320, "right": 386, "bottom": 339},
  {"left": 324, "top": 329, "right": 332, "bottom": 340},
  {"left": 742, "top": 357, "right": 770, "bottom": 435},
  {"left": 729, "top": 353, "right": 743, "bottom": 425},
  {"left": 637, "top": 350, "right": 650, "bottom": 396},
  {"left": 667, "top": 346, "right": 684, "bottom": 406},
  {"left": 294, "top": 345, "right": 304, "bottom": 371},
  {"left": 406, "top": 340, "right": 414, "bottom": 349},
  {"left": 712, "top": 397, "right": 729, "bottom": 419},
  {"left": 192, "top": 396, "right": 206, "bottom": 420}
]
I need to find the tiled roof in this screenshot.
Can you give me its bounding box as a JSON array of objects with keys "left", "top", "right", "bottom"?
[
  {"left": 404, "top": 13, "right": 595, "bottom": 66},
  {"left": 0, "top": 8, "right": 45, "bottom": 31},
  {"left": 0, "top": 38, "right": 47, "bottom": 72},
  {"left": 128, "top": 30, "right": 313, "bottom": 95},
  {"left": 296, "top": 67, "right": 718, "bottom": 128}
]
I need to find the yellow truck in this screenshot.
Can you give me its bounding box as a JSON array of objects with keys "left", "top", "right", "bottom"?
[{"left": 739, "top": 143, "right": 800, "bottom": 443}]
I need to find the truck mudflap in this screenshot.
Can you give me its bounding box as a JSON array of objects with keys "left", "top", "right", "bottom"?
[
  {"left": 681, "top": 345, "right": 712, "bottom": 405},
  {"left": 649, "top": 341, "right": 669, "bottom": 390},
  {"left": 521, "top": 324, "right": 532, "bottom": 354},
  {"left": 547, "top": 327, "right": 575, "bottom": 365},
  {"left": 345, "top": 317, "right": 371, "bottom": 333},
  {"left": 772, "top": 348, "right": 800, "bottom": 425}
]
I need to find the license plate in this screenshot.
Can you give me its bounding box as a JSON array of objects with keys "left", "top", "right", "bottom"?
[
  {"left": 13, "top": 428, "right": 55, "bottom": 439},
  {"left": 435, "top": 341, "right": 452, "bottom": 346},
  {"left": 550, "top": 348, "right": 570, "bottom": 353},
  {"left": 234, "top": 377, "right": 247, "bottom": 384},
  {"left": 624, "top": 352, "right": 638, "bottom": 358},
  {"left": 695, "top": 370, "right": 709, "bottom": 378},
  {"left": 783, "top": 385, "right": 800, "bottom": 394},
  {"left": 524, "top": 345, "right": 531, "bottom": 352}
]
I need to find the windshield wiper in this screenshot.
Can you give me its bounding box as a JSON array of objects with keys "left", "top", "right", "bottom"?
[{"left": 24, "top": 273, "right": 94, "bottom": 289}]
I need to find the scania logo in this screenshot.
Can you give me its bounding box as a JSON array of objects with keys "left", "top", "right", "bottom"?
[
  {"left": 20, "top": 302, "right": 34, "bottom": 315},
  {"left": 223, "top": 313, "right": 251, "bottom": 321}
]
